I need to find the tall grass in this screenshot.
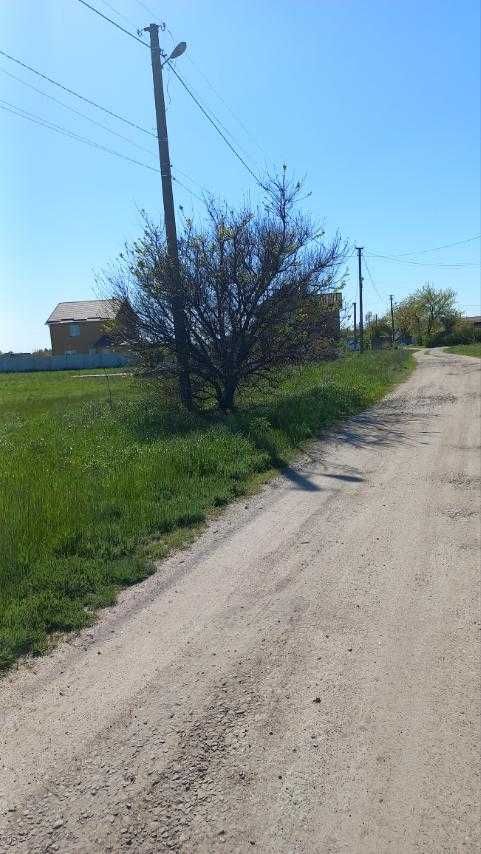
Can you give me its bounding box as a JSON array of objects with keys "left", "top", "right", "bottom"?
[
  {"left": 0, "top": 350, "right": 412, "bottom": 670},
  {"left": 444, "top": 343, "right": 481, "bottom": 358}
]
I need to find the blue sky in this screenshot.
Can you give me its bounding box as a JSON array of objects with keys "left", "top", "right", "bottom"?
[{"left": 1, "top": 0, "right": 479, "bottom": 352}]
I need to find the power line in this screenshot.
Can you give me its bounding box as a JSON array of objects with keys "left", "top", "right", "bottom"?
[
  {"left": 0, "top": 65, "right": 156, "bottom": 155},
  {"left": 184, "top": 53, "right": 269, "bottom": 162},
  {"left": 130, "top": 0, "right": 157, "bottom": 17},
  {"left": 363, "top": 256, "right": 385, "bottom": 302},
  {"left": 0, "top": 99, "right": 160, "bottom": 173},
  {"left": 171, "top": 164, "right": 210, "bottom": 195},
  {"left": 379, "top": 234, "right": 481, "bottom": 258},
  {"left": 165, "top": 24, "right": 267, "bottom": 171},
  {"left": 0, "top": 47, "right": 156, "bottom": 137},
  {"left": 171, "top": 174, "right": 205, "bottom": 204},
  {"left": 166, "top": 62, "right": 265, "bottom": 189},
  {"left": 73, "top": 0, "right": 267, "bottom": 188},
  {"left": 99, "top": 0, "right": 139, "bottom": 29},
  {"left": 163, "top": 25, "right": 260, "bottom": 159},
  {"left": 167, "top": 62, "right": 264, "bottom": 178},
  {"left": 1, "top": 96, "right": 207, "bottom": 204},
  {"left": 75, "top": 0, "right": 148, "bottom": 46},
  {"left": 366, "top": 251, "right": 479, "bottom": 269},
  {"left": 162, "top": 25, "right": 267, "bottom": 175}
]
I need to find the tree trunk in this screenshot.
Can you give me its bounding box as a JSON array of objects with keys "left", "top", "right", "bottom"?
[{"left": 218, "top": 380, "right": 238, "bottom": 412}]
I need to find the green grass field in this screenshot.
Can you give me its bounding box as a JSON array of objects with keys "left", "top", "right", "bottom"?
[
  {"left": 0, "top": 350, "right": 413, "bottom": 670},
  {"left": 445, "top": 343, "right": 481, "bottom": 358}
]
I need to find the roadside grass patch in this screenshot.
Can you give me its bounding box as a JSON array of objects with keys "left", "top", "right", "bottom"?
[
  {"left": 445, "top": 343, "right": 481, "bottom": 359},
  {"left": 0, "top": 350, "right": 413, "bottom": 670}
]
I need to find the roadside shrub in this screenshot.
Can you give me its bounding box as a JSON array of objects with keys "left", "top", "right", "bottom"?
[{"left": 422, "top": 323, "right": 480, "bottom": 347}]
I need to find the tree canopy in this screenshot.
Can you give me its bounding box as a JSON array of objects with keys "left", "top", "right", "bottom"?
[{"left": 393, "top": 284, "right": 459, "bottom": 340}]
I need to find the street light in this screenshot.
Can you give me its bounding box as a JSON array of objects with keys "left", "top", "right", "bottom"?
[{"left": 169, "top": 41, "right": 187, "bottom": 60}]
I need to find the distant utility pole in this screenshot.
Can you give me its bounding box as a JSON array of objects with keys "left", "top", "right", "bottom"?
[
  {"left": 356, "top": 247, "right": 364, "bottom": 353},
  {"left": 352, "top": 301, "right": 357, "bottom": 348},
  {"left": 145, "top": 23, "right": 192, "bottom": 408},
  {"left": 389, "top": 294, "right": 395, "bottom": 346}
]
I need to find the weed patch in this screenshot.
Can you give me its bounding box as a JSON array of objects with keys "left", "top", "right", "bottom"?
[{"left": 445, "top": 343, "right": 481, "bottom": 359}]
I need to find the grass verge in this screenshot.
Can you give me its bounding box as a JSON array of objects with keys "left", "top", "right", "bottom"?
[
  {"left": 0, "top": 350, "right": 413, "bottom": 670},
  {"left": 444, "top": 343, "right": 481, "bottom": 358}
]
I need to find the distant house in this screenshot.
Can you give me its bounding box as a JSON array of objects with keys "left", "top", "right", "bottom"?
[
  {"left": 465, "top": 315, "right": 481, "bottom": 329},
  {"left": 46, "top": 299, "right": 129, "bottom": 356}
]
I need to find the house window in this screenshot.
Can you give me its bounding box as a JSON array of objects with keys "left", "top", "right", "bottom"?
[
  {"left": 65, "top": 350, "right": 77, "bottom": 356},
  {"left": 69, "top": 323, "right": 80, "bottom": 337}
]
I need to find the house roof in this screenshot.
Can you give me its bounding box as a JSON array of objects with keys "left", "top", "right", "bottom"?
[
  {"left": 46, "top": 299, "right": 120, "bottom": 324},
  {"left": 465, "top": 315, "right": 481, "bottom": 324}
]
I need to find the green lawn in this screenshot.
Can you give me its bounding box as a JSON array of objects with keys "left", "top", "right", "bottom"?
[
  {"left": 445, "top": 343, "right": 481, "bottom": 358},
  {"left": 0, "top": 350, "right": 413, "bottom": 670}
]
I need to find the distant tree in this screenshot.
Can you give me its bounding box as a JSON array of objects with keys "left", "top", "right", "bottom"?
[
  {"left": 33, "top": 347, "right": 52, "bottom": 356},
  {"left": 393, "top": 284, "right": 458, "bottom": 340},
  {"left": 417, "top": 284, "right": 459, "bottom": 335},
  {"left": 393, "top": 298, "right": 423, "bottom": 340},
  {"left": 362, "top": 311, "right": 391, "bottom": 349},
  {"left": 368, "top": 317, "right": 391, "bottom": 349},
  {"left": 109, "top": 173, "right": 348, "bottom": 410},
  {"left": 364, "top": 311, "right": 374, "bottom": 327},
  {"left": 440, "top": 312, "right": 458, "bottom": 334}
]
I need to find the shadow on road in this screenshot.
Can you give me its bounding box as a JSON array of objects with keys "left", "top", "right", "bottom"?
[
  {"left": 277, "top": 398, "right": 444, "bottom": 492},
  {"left": 282, "top": 466, "right": 322, "bottom": 491}
]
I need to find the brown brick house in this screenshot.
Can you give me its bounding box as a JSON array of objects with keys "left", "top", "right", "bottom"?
[{"left": 46, "top": 299, "right": 126, "bottom": 356}]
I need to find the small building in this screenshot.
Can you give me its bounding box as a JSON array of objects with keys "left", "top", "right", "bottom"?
[
  {"left": 465, "top": 315, "right": 481, "bottom": 329},
  {"left": 46, "top": 299, "right": 124, "bottom": 356}
]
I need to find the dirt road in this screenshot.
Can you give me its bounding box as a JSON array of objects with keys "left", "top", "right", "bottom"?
[{"left": 1, "top": 349, "right": 480, "bottom": 853}]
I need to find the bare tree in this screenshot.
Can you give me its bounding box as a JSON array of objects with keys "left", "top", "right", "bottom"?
[{"left": 109, "top": 173, "right": 348, "bottom": 410}]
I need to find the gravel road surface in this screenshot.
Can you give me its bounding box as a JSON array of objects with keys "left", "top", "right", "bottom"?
[{"left": 1, "top": 348, "right": 480, "bottom": 853}]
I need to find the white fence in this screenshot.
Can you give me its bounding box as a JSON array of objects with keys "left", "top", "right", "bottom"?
[{"left": 0, "top": 351, "right": 133, "bottom": 373}]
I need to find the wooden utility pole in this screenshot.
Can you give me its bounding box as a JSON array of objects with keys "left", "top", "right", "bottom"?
[
  {"left": 353, "top": 301, "right": 357, "bottom": 349},
  {"left": 356, "top": 247, "right": 364, "bottom": 353},
  {"left": 145, "top": 23, "right": 192, "bottom": 408},
  {"left": 390, "top": 294, "right": 395, "bottom": 346}
]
